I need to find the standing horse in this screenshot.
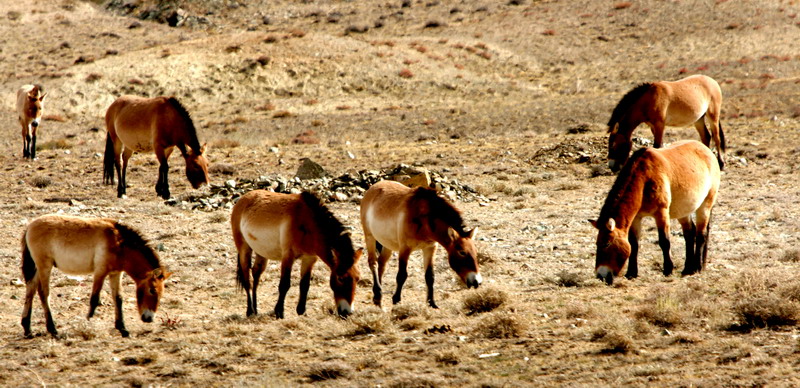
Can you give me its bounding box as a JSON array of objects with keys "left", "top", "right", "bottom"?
[
  {"left": 231, "top": 190, "right": 363, "bottom": 318},
  {"left": 360, "top": 180, "right": 481, "bottom": 309},
  {"left": 607, "top": 74, "right": 726, "bottom": 172},
  {"left": 589, "top": 140, "right": 720, "bottom": 285},
  {"left": 103, "top": 95, "right": 210, "bottom": 199},
  {"left": 20, "top": 215, "right": 171, "bottom": 338},
  {"left": 16, "top": 84, "right": 48, "bottom": 159}
]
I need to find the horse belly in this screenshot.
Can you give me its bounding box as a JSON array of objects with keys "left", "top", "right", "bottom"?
[
  {"left": 665, "top": 99, "right": 707, "bottom": 127},
  {"left": 668, "top": 180, "right": 712, "bottom": 219},
  {"left": 117, "top": 129, "right": 154, "bottom": 153},
  {"left": 241, "top": 220, "right": 285, "bottom": 261},
  {"left": 48, "top": 242, "right": 98, "bottom": 275},
  {"left": 365, "top": 207, "right": 404, "bottom": 251}
]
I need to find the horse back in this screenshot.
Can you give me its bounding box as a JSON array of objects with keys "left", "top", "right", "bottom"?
[{"left": 25, "top": 215, "right": 118, "bottom": 275}]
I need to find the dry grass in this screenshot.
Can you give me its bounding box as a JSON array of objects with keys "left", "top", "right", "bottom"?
[
  {"left": 475, "top": 312, "right": 528, "bottom": 338},
  {"left": 462, "top": 287, "right": 507, "bottom": 315},
  {"left": 29, "top": 175, "right": 53, "bottom": 188},
  {"left": 346, "top": 308, "right": 392, "bottom": 336},
  {"left": 306, "top": 361, "right": 351, "bottom": 382},
  {"left": 36, "top": 138, "right": 71, "bottom": 151}
]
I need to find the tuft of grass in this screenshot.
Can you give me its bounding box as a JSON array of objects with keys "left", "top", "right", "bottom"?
[
  {"left": 30, "top": 175, "right": 53, "bottom": 188},
  {"left": 476, "top": 312, "right": 528, "bottom": 338},
  {"left": 635, "top": 293, "right": 684, "bottom": 328},
  {"left": 37, "top": 138, "right": 72, "bottom": 151},
  {"left": 307, "top": 362, "right": 351, "bottom": 382},
  {"left": 210, "top": 139, "right": 240, "bottom": 149},
  {"left": 434, "top": 351, "right": 460, "bottom": 365},
  {"left": 209, "top": 163, "right": 236, "bottom": 176},
  {"left": 732, "top": 295, "right": 799, "bottom": 329},
  {"left": 592, "top": 327, "right": 634, "bottom": 354},
  {"left": 554, "top": 270, "right": 582, "bottom": 287},
  {"left": 347, "top": 308, "right": 391, "bottom": 336},
  {"left": 463, "top": 287, "right": 507, "bottom": 315}
]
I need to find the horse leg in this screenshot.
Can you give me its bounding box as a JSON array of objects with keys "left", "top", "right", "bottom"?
[
  {"left": 694, "top": 119, "right": 711, "bottom": 147},
  {"left": 624, "top": 219, "right": 642, "bottom": 279},
  {"left": 30, "top": 128, "right": 37, "bottom": 160},
  {"left": 297, "top": 256, "right": 316, "bottom": 316},
  {"left": 108, "top": 272, "right": 129, "bottom": 337},
  {"left": 36, "top": 265, "right": 58, "bottom": 337},
  {"left": 392, "top": 249, "right": 412, "bottom": 305},
  {"left": 118, "top": 148, "right": 133, "bottom": 198},
  {"left": 155, "top": 147, "right": 172, "bottom": 199},
  {"left": 87, "top": 271, "right": 108, "bottom": 320},
  {"left": 236, "top": 244, "right": 256, "bottom": 316},
  {"left": 274, "top": 256, "right": 294, "bottom": 319},
  {"left": 21, "top": 276, "right": 39, "bottom": 338},
  {"left": 655, "top": 212, "right": 673, "bottom": 277},
  {"left": 679, "top": 217, "right": 698, "bottom": 276},
  {"left": 251, "top": 254, "right": 267, "bottom": 316},
  {"left": 422, "top": 245, "right": 438, "bottom": 308},
  {"left": 649, "top": 121, "right": 666, "bottom": 148},
  {"left": 365, "top": 235, "right": 382, "bottom": 306},
  {"left": 695, "top": 207, "right": 713, "bottom": 272}
]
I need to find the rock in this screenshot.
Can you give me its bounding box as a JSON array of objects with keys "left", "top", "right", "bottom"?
[
  {"left": 295, "top": 158, "right": 328, "bottom": 180},
  {"left": 400, "top": 170, "right": 432, "bottom": 188},
  {"left": 225, "top": 180, "right": 237, "bottom": 189},
  {"left": 332, "top": 192, "right": 349, "bottom": 202}
]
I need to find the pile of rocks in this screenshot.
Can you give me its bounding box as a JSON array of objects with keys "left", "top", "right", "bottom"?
[{"left": 168, "top": 163, "right": 488, "bottom": 211}]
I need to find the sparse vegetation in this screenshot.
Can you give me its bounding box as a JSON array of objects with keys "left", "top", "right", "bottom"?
[{"left": 463, "top": 287, "right": 507, "bottom": 315}]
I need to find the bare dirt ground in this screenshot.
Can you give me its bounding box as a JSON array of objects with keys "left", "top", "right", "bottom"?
[{"left": 1, "top": 0, "right": 800, "bottom": 386}]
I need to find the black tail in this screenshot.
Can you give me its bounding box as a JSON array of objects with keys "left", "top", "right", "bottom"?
[
  {"left": 103, "top": 133, "right": 115, "bottom": 185},
  {"left": 375, "top": 241, "right": 383, "bottom": 255},
  {"left": 21, "top": 231, "right": 36, "bottom": 283},
  {"left": 719, "top": 121, "right": 726, "bottom": 152}
]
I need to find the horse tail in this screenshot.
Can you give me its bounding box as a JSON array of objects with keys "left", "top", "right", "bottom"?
[
  {"left": 375, "top": 241, "right": 383, "bottom": 255},
  {"left": 103, "top": 132, "right": 115, "bottom": 185},
  {"left": 718, "top": 121, "right": 726, "bottom": 152},
  {"left": 235, "top": 256, "right": 248, "bottom": 291},
  {"left": 21, "top": 230, "right": 36, "bottom": 283}
]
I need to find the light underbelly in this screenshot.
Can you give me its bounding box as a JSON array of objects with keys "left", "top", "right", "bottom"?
[
  {"left": 50, "top": 244, "right": 98, "bottom": 275},
  {"left": 241, "top": 220, "right": 284, "bottom": 260}
]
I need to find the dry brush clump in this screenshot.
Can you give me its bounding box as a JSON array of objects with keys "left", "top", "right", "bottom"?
[
  {"left": 306, "top": 361, "right": 352, "bottom": 382},
  {"left": 729, "top": 271, "right": 800, "bottom": 330},
  {"left": 346, "top": 307, "right": 392, "bottom": 336},
  {"left": 476, "top": 311, "right": 528, "bottom": 338},
  {"left": 462, "top": 286, "right": 508, "bottom": 315}
]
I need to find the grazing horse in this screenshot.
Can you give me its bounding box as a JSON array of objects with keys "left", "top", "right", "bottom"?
[
  {"left": 589, "top": 140, "right": 720, "bottom": 285},
  {"left": 103, "top": 95, "right": 210, "bottom": 199},
  {"left": 231, "top": 190, "right": 363, "bottom": 318},
  {"left": 20, "top": 215, "right": 171, "bottom": 338},
  {"left": 360, "top": 180, "right": 481, "bottom": 309},
  {"left": 607, "top": 74, "right": 726, "bottom": 172},
  {"left": 16, "top": 84, "right": 48, "bottom": 159}
]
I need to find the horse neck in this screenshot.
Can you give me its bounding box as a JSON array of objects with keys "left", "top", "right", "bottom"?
[
  {"left": 120, "top": 256, "right": 153, "bottom": 282},
  {"left": 600, "top": 167, "right": 646, "bottom": 233},
  {"left": 429, "top": 218, "right": 456, "bottom": 249}
]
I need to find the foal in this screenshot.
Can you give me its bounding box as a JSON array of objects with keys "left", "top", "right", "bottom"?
[{"left": 16, "top": 84, "right": 47, "bottom": 159}]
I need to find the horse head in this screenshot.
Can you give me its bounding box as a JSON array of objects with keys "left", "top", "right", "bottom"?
[
  {"left": 184, "top": 143, "right": 210, "bottom": 189},
  {"left": 329, "top": 248, "right": 363, "bottom": 318},
  {"left": 589, "top": 218, "right": 630, "bottom": 285},
  {"left": 607, "top": 123, "right": 633, "bottom": 172},
  {"left": 26, "top": 87, "right": 47, "bottom": 128},
  {"left": 446, "top": 227, "right": 481, "bottom": 288},
  {"left": 135, "top": 267, "right": 172, "bottom": 322}
]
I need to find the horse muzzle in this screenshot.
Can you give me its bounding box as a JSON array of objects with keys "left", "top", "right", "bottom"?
[
  {"left": 31, "top": 119, "right": 40, "bottom": 128},
  {"left": 608, "top": 159, "right": 620, "bottom": 172},
  {"left": 336, "top": 300, "right": 353, "bottom": 318},
  {"left": 465, "top": 272, "right": 482, "bottom": 288},
  {"left": 596, "top": 266, "right": 614, "bottom": 285},
  {"left": 141, "top": 310, "right": 155, "bottom": 323}
]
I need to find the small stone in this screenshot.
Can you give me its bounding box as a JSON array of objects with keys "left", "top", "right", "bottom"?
[
  {"left": 399, "top": 170, "right": 431, "bottom": 188},
  {"left": 225, "top": 180, "right": 237, "bottom": 188},
  {"left": 333, "top": 192, "right": 348, "bottom": 202},
  {"left": 295, "top": 158, "right": 328, "bottom": 180}
]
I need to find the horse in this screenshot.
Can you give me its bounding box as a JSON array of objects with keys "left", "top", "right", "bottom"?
[
  {"left": 16, "top": 84, "right": 48, "bottom": 159},
  {"left": 606, "top": 74, "right": 726, "bottom": 172},
  {"left": 20, "top": 214, "right": 171, "bottom": 338},
  {"left": 360, "top": 180, "right": 481, "bottom": 309},
  {"left": 103, "top": 95, "right": 210, "bottom": 199},
  {"left": 231, "top": 190, "right": 363, "bottom": 319},
  {"left": 589, "top": 140, "right": 720, "bottom": 285}
]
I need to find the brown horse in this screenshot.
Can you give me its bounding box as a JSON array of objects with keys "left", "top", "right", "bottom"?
[
  {"left": 607, "top": 74, "right": 726, "bottom": 172},
  {"left": 231, "top": 190, "right": 363, "bottom": 318},
  {"left": 360, "top": 180, "right": 481, "bottom": 309},
  {"left": 103, "top": 95, "right": 210, "bottom": 199},
  {"left": 589, "top": 140, "right": 720, "bottom": 285},
  {"left": 20, "top": 215, "right": 171, "bottom": 338},
  {"left": 16, "top": 84, "right": 48, "bottom": 159}
]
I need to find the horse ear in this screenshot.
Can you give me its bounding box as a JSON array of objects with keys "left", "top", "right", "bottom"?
[
  {"left": 606, "top": 218, "right": 616, "bottom": 231},
  {"left": 466, "top": 227, "right": 478, "bottom": 239},
  {"left": 163, "top": 270, "right": 173, "bottom": 280},
  {"left": 609, "top": 122, "right": 618, "bottom": 134},
  {"left": 448, "top": 227, "right": 459, "bottom": 240},
  {"left": 200, "top": 143, "right": 208, "bottom": 154},
  {"left": 152, "top": 268, "right": 163, "bottom": 279},
  {"left": 40, "top": 92, "right": 48, "bottom": 102},
  {"left": 354, "top": 248, "right": 364, "bottom": 262},
  {"left": 588, "top": 219, "right": 599, "bottom": 229}
]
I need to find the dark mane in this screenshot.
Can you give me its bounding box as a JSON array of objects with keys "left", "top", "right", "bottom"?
[
  {"left": 300, "top": 191, "right": 355, "bottom": 275},
  {"left": 166, "top": 97, "right": 201, "bottom": 153},
  {"left": 411, "top": 187, "right": 468, "bottom": 236},
  {"left": 607, "top": 83, "right": 652, "bottom": 131},
  {"left": 114, "top": 222, "right": 161, "bottom": 270},
  {"left": 598, "top": 147, "right": 649, "bottom": 221}
]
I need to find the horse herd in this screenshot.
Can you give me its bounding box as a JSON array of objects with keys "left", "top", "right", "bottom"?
[{"left": 15, "top": 73, "right": 725, "bottom": 338}]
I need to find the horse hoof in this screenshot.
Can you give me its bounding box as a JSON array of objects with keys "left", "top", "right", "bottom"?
[{"left": 119, "top": 330, "right": 130, "bottom": 338}]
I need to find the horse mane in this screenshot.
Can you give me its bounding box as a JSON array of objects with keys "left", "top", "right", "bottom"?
[
  {"left": 114, "top": 222, "right": 161, "bottom": 270},
  {"left": 299, "top": 191, "right": 355, "bottom": 275},
  {"left": 598, "top": 147, "right": 649, "bottom": 221},
  {"left": 411, "top": 187, "right": 468, "bottom": 236},
  {"left": 166, "top": 97, "right": 201, "bottom": 154},
  {"left": 607, "top": 83, "right": 652, "bottom": 131}
]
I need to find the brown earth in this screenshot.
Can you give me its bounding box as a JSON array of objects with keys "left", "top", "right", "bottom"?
[{"left": 1, "top": 0, "right": 800, "bottom": 386}]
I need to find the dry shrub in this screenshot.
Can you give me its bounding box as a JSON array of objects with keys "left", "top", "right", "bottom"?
[
  {"left": 476, "top": 312, "right": 527, "bottom": 338},
  {"left": 347, "top": 308, "right": 391, "bottom": 336},
  {"left": 592, "top": 326, "right": 634, "bottom": 354},
  {"left": 635, "top": 291, "right": 684, "bottom": 328},
  {"left": 210, "top": 139, "right": 240, "bottom": 149},
  {"left": 37, "top": 138, "right": 71, "bottom": 150},
  {"left": 307, "top": 361, "right": 351, "bottom": 382},
  {"left": 732, "top": 295, "right": 799, "bottom": 329},
  {"left": 463, "top": 287, "right": 507, "bottom": 315},
  {"left": 209, "top": 163, "right": 236, "bottom": 175},
  {"left": 30, "top": 175, "right": 53, "bottom": 188},
  {"left": 434, "top": 351, "right": 460, "bottom": 365},
  {"left": 272, "top": 110, "right": 293, "bottom": 118},
  {"left": 554, "top": 270, "right": 582, "bottom": 287},
  {"left": 780, "top": 249, "right": 800, "bottom": 262}
]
